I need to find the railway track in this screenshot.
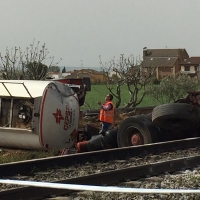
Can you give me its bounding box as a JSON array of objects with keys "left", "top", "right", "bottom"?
[{"left": 1, "top": 137, "right": 200, "bottom": 199}]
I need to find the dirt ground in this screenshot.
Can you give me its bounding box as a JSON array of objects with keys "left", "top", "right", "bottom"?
[{"left": 79, "top": 108, "right": 151, "bottom": 130}]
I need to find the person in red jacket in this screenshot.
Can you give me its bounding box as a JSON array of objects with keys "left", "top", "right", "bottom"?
[{"left": 97, "top": 94, "right": 114, "bottom": 135}]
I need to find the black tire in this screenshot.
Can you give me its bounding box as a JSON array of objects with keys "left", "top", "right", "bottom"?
[
  {"left": 152, "top": 103, "right": 200, "bottom": 131},
  {"left": 104, "top": 129, "right": 118, "bottom": 148},
  {"left": 117, "top": 115, "right": 152, "bottom": 147}
]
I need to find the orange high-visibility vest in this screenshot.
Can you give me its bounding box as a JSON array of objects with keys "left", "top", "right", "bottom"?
[{"left": 99, "top": 101, "right": 114, "bottom": 123}]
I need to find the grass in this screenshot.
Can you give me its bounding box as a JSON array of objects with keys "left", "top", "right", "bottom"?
[
  {"left": 81, "top": 84, "right": 162, "bottom": 110},
  {"left": 0, "top": 149, "right": 58, "bottom": 164}
]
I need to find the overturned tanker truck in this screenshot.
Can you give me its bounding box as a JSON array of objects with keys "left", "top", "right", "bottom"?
[
  {"left": 0, "top": 78, "right": 91, "bottom": 151},
  {"left": 76, "top": 91, "right": 200, "bottom": 153},
  {"left": 1, "top": 78, "right": 200, "bottom": 154}
]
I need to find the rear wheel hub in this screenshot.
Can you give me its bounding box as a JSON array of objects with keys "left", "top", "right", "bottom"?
[{"left": 131, "top": 134, "right": 142, "bottom": 145}]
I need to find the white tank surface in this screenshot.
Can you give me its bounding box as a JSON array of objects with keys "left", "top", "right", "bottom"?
[
  {"left": 0, "top": 79, "right": 89, "bottom": 151},
  {"left": 0, "top": 80, "right": 51, "bottom": 98},
  {"left": 0, "top": 128, "right": 42, "bottom": 150}
]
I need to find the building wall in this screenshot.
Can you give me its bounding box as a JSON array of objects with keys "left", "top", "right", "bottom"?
[
  {"left": 61, "top": 72, "right": 71, "bottom": 77},
  {"left": 156, "top": 58, "right": 182, "bottom": 79},
  {"left": 71, "top": 69, "right": 105, "bottom": 83},
  {"left": 47, "top": 72, "right": 61, "bottom": 79},
  {"left": 156, "top": 66, "right": 174, "bottom": 79},
  {"left": 174, "top": 59, "right": 181, "bottom": 73},
  {"left": 90, "top": 74, "right": 104, "bottom": 83},
  {"left": 180, "top": 65, "right": 196, "bottom": 73}
]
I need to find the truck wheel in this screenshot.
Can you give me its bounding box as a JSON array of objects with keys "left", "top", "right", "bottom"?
[
  {"left": 104, "top": 129, "right": 118, "bottom": 148},
  {"left": 152, "top": 103, "right": 200, "bottom": 131},
  {"left": 117, "top": 116, "right": 152, "bottom": 147}
]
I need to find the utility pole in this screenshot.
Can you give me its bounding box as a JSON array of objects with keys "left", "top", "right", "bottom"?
[
  {"left": 80, "top": 60, "right": 83, "bottom": 69},
  {"left": 120, "top": 54, "right": 124, "bottom": 66}
]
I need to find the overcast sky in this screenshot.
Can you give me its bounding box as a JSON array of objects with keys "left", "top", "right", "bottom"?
[{"left": 0, "top": 0, "right": 200, "bottom": 69}]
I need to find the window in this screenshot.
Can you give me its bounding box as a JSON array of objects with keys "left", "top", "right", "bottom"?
[{"left": 184, "top": 66, "right": 190, "bottom": 71}]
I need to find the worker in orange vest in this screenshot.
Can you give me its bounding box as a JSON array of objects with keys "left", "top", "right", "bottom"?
[
  {"left": 76, "top": 94, "right": 114, "bottom": 153},
  {"left": 97, "top": 94, "right": 114, "bottom": 135}
]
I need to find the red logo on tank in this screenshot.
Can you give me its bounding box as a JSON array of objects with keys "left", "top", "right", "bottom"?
[{"left": 53, "top": 109, "right": 64, "bottom": 124}]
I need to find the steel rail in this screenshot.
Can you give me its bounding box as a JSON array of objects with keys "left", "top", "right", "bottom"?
[
  {"left": 1, "top": 137, "right": 200, "bottom": 177},
  {"left": 0, "top": 155, "right": 200, "bottom": 200}
]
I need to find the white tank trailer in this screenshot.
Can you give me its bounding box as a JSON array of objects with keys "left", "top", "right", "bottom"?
[{"left": 0, "top": 78, "right": 90, "bottom": 150}]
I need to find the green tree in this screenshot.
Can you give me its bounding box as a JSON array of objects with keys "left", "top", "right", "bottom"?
[
  {"left": 62, "top": 66, "right": 66, "bottom": 73},
  {"left": 0, "top": 39, "right": 62, "bottom": 80},
  {"left": 146, "top": 72, "right": 200, "bottom": 103},
  {"left": 49, "top": 66, "right": 60, "bottom": 72},
  {"left": 23, "top": 61, "right": 48, "bottom": 80}
]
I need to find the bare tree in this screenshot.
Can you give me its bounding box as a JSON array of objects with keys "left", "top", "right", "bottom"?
[
  {"left": 100, "top": 54, "right": 154, "bottom": 108},
  {"left": 0, "top": 39, "right": 62, "bottom": 80}
]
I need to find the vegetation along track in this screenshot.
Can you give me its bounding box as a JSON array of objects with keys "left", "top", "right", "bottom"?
[{"left": 1, "top": 137, "right": 200, "bottom": 199}]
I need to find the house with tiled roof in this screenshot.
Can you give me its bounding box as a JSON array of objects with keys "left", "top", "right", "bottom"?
[
  {"left": 142, "top": 48, "right": 189, "bottom": 79},
  {"left": 63, "top": 69, "right": 105, "bottom": 83},
  {"left": 46, "top": 71, "right": 61, "bottom": 79},
  {"left": 179, "top": 57, "right": 200, "bottom": 78}
]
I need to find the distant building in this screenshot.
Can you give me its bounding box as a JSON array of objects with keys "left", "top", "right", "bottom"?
[
  {"left": 142, "top": 48, "right": 189, "bottom": 79},
  {"left": 61, "top": 72, "right": 71, "bottom": 77},
  {"left": 47, "top": 71, "right": 61, "bottom": 79},
  {"left": 63, "top": 69, "right": 105, "bottom": 83},
  {"left": 180, "top": 57, "right": 200, "bottom": 78}
]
